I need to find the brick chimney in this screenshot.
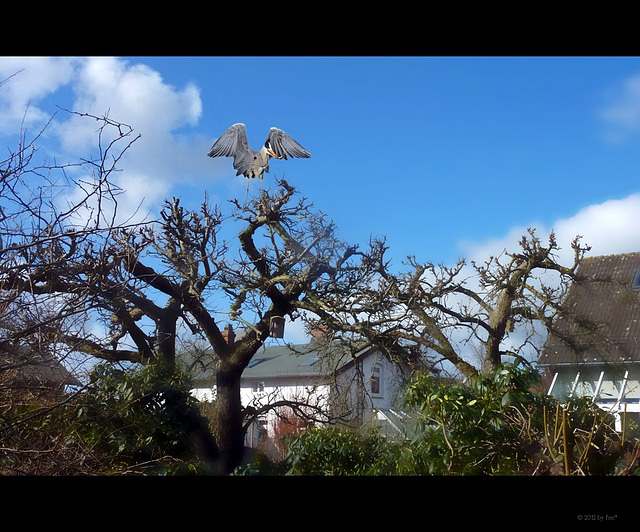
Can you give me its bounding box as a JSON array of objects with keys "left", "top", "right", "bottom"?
[{"left": 311, "top": 324, "right": 328, "bottom": 339}]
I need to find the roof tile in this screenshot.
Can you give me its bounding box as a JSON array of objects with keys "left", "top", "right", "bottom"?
[{"left": 540, "top": 252, "right": 640, "bottom": 366}]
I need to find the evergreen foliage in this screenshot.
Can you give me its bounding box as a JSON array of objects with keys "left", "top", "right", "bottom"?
[
  {"left": 284, "top": 360, "right": 640, "bottom": 476},
  {"left": 70, "top": 361, "right": 214, "bottom": 475}
]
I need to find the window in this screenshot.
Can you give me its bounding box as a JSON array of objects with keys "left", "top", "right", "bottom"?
[
  {"left": 298, "top": 356, "right": 320, "bottom": 366},
  {"left": 371, "top": 365, "right": 382, "bottom": 396},
  {"left": 632, "top": 269, "right": 640, "bottom": 290}
]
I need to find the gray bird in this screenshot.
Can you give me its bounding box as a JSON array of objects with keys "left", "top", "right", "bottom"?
[{"left": 207, "top": 123, "right": 311, "bottom": 185}]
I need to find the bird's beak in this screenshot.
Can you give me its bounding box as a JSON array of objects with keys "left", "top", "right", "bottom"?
[{"left": 267, "top": 147, "right": 281, "bottom": 159}]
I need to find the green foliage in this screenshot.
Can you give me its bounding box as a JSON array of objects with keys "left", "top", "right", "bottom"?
[
  {"left": 403, "top": 357, "right": 541, "bottom": 474},
  {"left": 284, "top": 358, "right": 640, "bottom": 476},
  {"left": 0, "top": 359, "right": 218, "bottom": 475},
  {"left": 71, "top": 360, "right": 213, "bottom": 475},
  {"left": 285, "top": 426, "right": 399, "bottom": 475},
  {"left": 404, "top": 357, "right": 632, "bottom": 475}
]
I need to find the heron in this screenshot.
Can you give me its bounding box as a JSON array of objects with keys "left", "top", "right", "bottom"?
[{"left": 207, "top": 123, "right": 311, "bottom": 191}]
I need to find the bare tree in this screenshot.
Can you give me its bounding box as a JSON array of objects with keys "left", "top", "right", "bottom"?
[
  {"left": 0, "top": 105, "right": 147, "bottom": 473},
  {"left": 298, "top": 230, "right": 591, "bottom": 381},
  {"left": 0, "top": 105, "right": 383, "bottom": 473},
  {"left": 0, "top": 109, "right": 141, "bottom": 354},
  {"left": 0, "top": 96, "right": 592, "bottom": 474}
]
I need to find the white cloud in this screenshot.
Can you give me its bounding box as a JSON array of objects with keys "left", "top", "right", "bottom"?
[
  {"left": 0, "top": 57, "right": 79, "bottom": 134},
  {"left": 598, "top": 74, "right": 640, "bottom": 143},
  {"left": 53, "top": 57, "right": 205, "bottom": 182},
  {"left": 459, "top": 193, "right": 640, "bottom": 267},
  {"left": 280, "top": 317, "right": 311, "bottom": 345},
  {"left": 553, "top": 194, "right": 640, "bottom": 258},
  {"left": 462, "top": 72, "right": 640, "bottom": 266},
  {"left": 0, "top": 56, "right": 216, "bottom": 222},
  {"left": 56, "top": 57, "right": 201, "bottom": 149},
  {"left": 450, "top": 195, "right": 640, "bottom": 368}
]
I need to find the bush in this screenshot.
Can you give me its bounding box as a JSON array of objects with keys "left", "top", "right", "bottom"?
[
  {"left": 0, "top": 392, "right": 108, "bottom": 475},
  {"left": 71, "top": 361, "right": 214, "bottom": 475},
  {"left": 285, "top": 426, "right": 398, "bottom": 475},
  {"left": 285, "top": 358, "right": 640, "bottom": 476},
  {"left": 405, "top": 357, "right": 638, "bottom": 475}
]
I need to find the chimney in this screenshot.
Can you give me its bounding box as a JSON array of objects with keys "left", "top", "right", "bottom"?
[
  {"left": 221, "top": 323, "right": 235, "bottom": 347},
  {"left": 311, "top": 324, "right": 328, "bottom": 339}
]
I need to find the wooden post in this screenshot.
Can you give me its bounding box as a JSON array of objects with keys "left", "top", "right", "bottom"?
[{"left": 562, "top": 407, "right": 572, "bottom": 475}]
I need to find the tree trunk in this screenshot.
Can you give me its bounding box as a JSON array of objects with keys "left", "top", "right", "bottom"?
[
  {"left": 213, "top": 363, "right": 245, "bottom": 474},
  {"left": 485, "top": 280, "right": 520, "bottom": 373},
  {"left": 157, "top": 301, "right": 179, "bottom": 366}
]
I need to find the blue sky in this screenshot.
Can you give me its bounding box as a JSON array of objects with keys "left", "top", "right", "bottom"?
[{"left": 2, "top": 56, "right": 640, "bottom": 272}]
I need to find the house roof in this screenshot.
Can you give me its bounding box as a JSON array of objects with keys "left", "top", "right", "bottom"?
[
  {"left": 242, "top": 341, "right": 364, "bottom": 379},
  {"left": 539, "top": 252, "right": 640, "bottom": 367},
  {"left": 0, "top": 345, "right": 80, "bottom": 387},
  {"left": 185, "top": 339, "right": 372, "bottom": 386}
]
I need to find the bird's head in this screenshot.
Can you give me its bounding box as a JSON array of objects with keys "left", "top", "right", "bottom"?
[{"left": 265, "top": 143, "right": 282, "bottom": 159}]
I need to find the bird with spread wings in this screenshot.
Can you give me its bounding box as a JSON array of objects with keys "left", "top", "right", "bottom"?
[{"left": 207, "top": 123, "right": 311, "bottom": 190}]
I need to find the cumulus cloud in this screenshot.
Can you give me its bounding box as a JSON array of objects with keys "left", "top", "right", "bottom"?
[
  {"left": 56, "top": 58, "right": 201, "bottom": 146},
  {"left": 459, "top": 193, "right": 640, "bottom": 266},
  {"left": 53, "top": 57, "right": 205, "bottom": 181},
  {"left": 553, "top": 194, "right": 640, "bottom": 257},
  {"left": 0, "top": 56, "right": 216, "bottom": 222},
  {"left": 450, "top": 195, "right": 640, "bottom": 367},
  {"left": 0, "top": 57, "right": 80, "bottom": 134},
  {"left": 463, "top": 73, "right": 640, "bottom": 265}
]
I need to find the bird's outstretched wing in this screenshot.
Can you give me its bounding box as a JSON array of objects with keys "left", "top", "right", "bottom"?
[
  {"left": 265, "top": 128, "right": 312, "bottom": 160},
  {"left": 207, "top": 123, "right": 254, "bottom": 176},
  {"left": 207, "top": 123, "right": 249, "bottom": 158}
]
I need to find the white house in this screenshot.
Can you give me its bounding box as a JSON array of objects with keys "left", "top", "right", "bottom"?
[
  {"left": 539, "top": 252, "right": 640, "bottom": 432},
  {"left": 189, "top": 333, "right": 413, "bottom": 447}
]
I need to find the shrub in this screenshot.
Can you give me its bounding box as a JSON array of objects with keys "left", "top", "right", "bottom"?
[
  {"left": 71, "top": 361, "right": 213, "bottom": 475},
  {"left": 285, "top": 426, "right": 398, "bottom": 475},
  {"left": 285, "top": 358, "right": 640, "bottom": 476}
]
